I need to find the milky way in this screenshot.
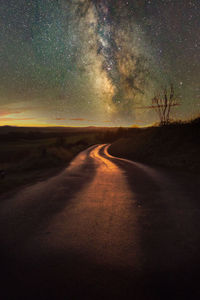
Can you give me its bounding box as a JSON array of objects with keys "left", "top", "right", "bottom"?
[{"left": 0, "top": 0, "right": 199, "bottom": 126}]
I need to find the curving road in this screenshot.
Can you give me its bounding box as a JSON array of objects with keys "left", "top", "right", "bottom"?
[{"left": 0, "top": 144, "right": 200, "bottom": 299}]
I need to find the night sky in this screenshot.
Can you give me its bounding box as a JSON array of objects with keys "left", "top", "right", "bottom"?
[{"left": 0, "top": 0, "right": 199, "bottom": 127}]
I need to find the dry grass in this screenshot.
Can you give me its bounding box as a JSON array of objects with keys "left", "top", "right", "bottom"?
[
  {"left": 109, "top": 117, "right": 200, "bottom": 173},
  {"left": 0, "top": 131, "right": 105, "bottom": 196}
]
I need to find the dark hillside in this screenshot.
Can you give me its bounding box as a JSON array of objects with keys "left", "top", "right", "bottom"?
[{"left": 109, "top": 118, "right": 200, "bottom": 173}]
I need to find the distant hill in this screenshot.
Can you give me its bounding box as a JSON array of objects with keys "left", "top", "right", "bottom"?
[{"left": 0, "top": 125, "right": 118, "bottom": 135}]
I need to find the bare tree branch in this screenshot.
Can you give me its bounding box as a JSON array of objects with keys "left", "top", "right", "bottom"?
[{"left": 151, "top": 84, "right": 179, "bottom": 125}]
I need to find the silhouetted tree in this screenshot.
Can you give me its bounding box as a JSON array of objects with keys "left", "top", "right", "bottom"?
[{"left": 151, "top": 84, "right": 179, "bottom": 125}]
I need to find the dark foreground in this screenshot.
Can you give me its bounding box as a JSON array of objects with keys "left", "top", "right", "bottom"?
[{"left": 0, "top": 144, "right": 200, "bottom": 300}]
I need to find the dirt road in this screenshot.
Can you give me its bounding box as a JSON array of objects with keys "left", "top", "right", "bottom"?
[{"left": 0, "top": 144, "right": 200, "bottom": 299}]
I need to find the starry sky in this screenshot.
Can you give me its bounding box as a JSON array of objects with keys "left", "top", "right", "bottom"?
[{"left": 0, "top": 0, "right": 199, "bottom": 127}]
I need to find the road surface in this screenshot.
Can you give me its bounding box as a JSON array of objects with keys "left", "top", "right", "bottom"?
[{"left": 0, "top": 144, "right": 200, "bottom": 299}]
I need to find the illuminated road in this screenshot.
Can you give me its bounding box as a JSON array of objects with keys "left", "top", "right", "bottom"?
[{"left": 0, "top": 144, "right": 200, "bottom": 300}]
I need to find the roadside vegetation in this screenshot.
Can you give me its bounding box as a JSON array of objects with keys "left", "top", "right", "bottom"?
[
  {"left": 109, "top": 117, "right": 200, "bottom": 173},
  {"left": 0, "top": 127, "right": 118, "bottom": 196},
  {"left": 0, "top": 117, "right": 199, "bottom": 196}
]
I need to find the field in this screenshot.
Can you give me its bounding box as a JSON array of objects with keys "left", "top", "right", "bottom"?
[
  {"left": 0, "top": 126, "right": 118, "bottom": 196},
  {"left": 1, "top": 118, "right": 199, "bottom": 197},
  {"left": 109, "top": 117, "right": 200, "bottom": 173}
]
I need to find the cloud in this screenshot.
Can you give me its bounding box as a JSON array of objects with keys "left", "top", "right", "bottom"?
[
  {"left": 0, "top": 110, "right": 22, "bottom": 117},
  {"left": 55, "top": 117, "right": 66, "bottom": 120},
  {"left": 0, "top": 109, "right": 36, "bottom": 123},
  {"left": 69, "top": 118, "right": 86, "bottom": 121},
  {"left": 69, "top": 118, "right": 95, "bottom": 122},
  {"left": 0, "top": 117, "right": 35, "bottom": 121}
]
